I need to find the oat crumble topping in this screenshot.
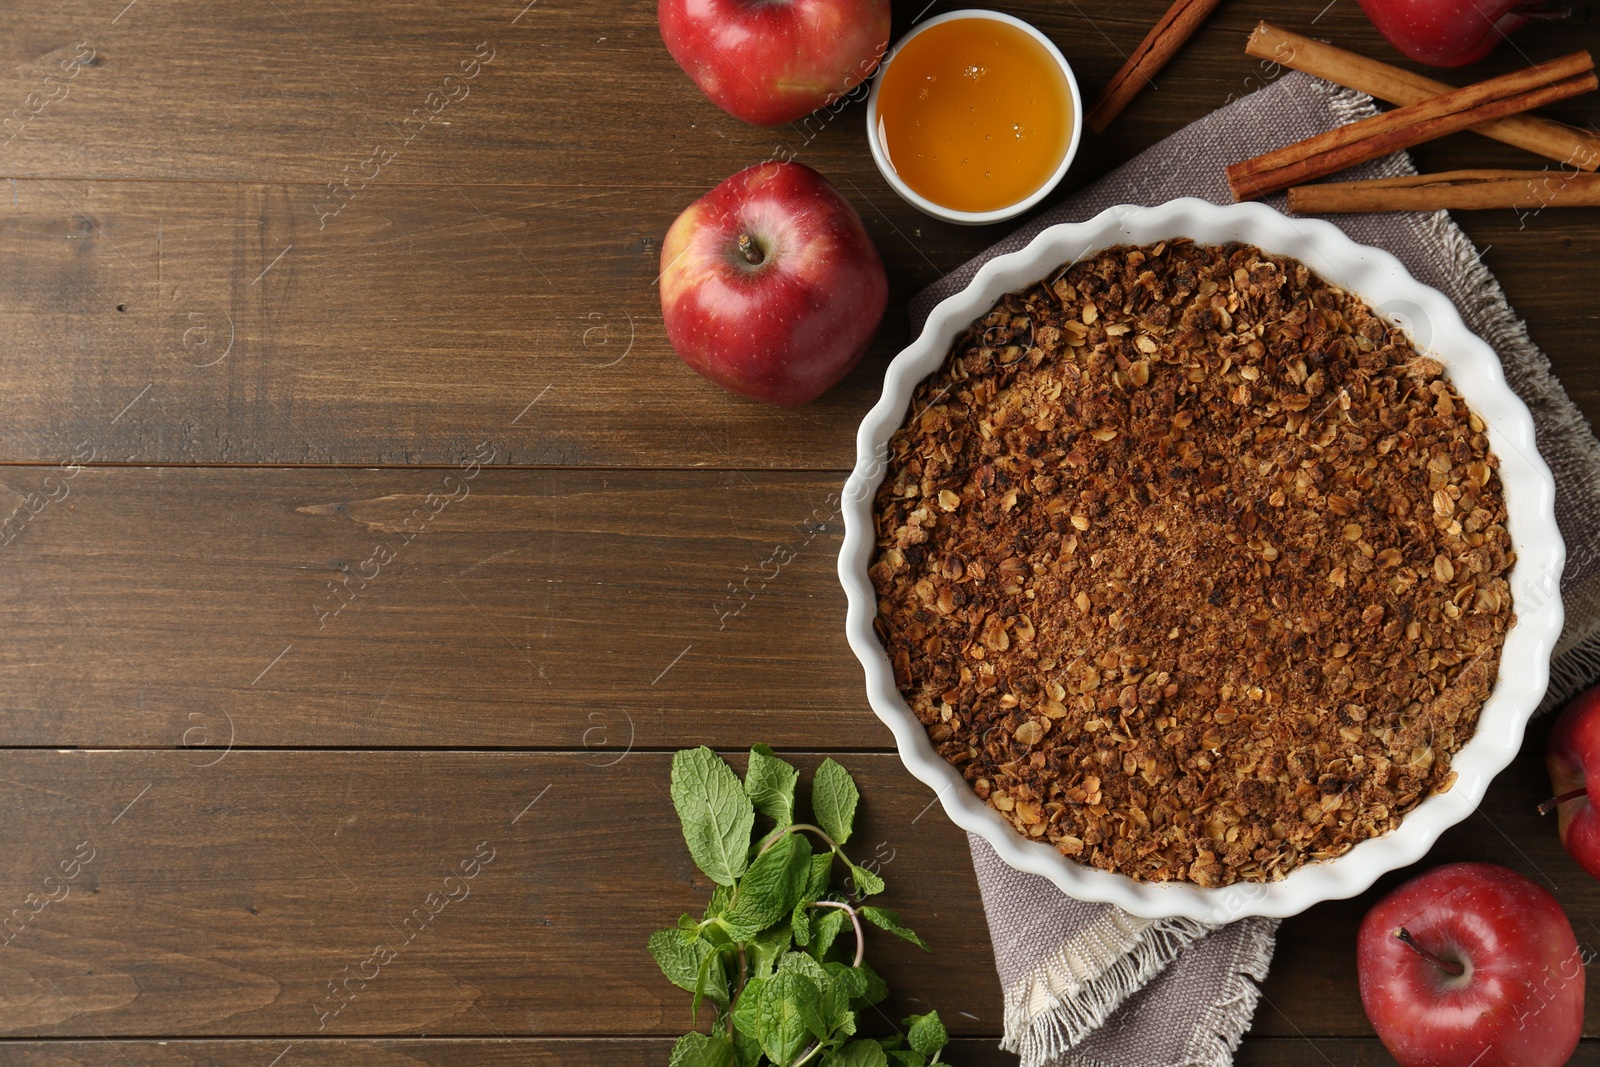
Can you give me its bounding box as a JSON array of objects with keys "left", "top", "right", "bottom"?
[{"left": 870, "top": 240, "right": 1515, "bottom": 886}]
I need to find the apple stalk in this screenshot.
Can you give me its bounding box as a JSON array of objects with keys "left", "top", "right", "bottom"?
[
  {"left": 736, "top": 234, "right": 765, "bottom": 266},
  {"left": 1394, "top": 927, "right": 1466, "bottom": 977},
  {"left": 1538, "top": 787, "right": 1587, "bottom": 816}
]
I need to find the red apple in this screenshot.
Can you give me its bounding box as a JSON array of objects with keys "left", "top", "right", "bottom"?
[
  {"left": 659, "top": 161, "right": 887, "bottom": 406},
  {"left": 658, "top": 0, "right": 890, "bottom": 126},
  {"left": 1356, "top": 0, "right": 1562, "bottom": 67},
  {"left": 1358, "top": 862, "right": 1583, "bottom": 1067},
  {"left": 1544, "top": 681, "right": 1600, "bottom": 878}
]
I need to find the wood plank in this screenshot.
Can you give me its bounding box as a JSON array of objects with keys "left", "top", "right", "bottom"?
[
  {"left": 0, "top": 0, "right": 1593, "bottom": 189},
  {"left": 0, "top": 5, "right": 1592, "bottom": 467},
  {"left": 0, "top": 177, "right": 1594, "bottom": 468},
  {"left": 0, "top": 738, "right": 1593, "bottom": 1039},
  {"left": 0, "top": 180, "right": 965, "bottom": 468},
  {"left": 6, "top": 1038, "right": 1600, "bottom": 1066},
  {"left": 0, "top": 1038, "right": 1004, "bottom": 1065},
  {"left": 0, "top": 466, "right": 885, "bottom": 749},
  {"left": 7, "top": 1038, "right": 1600, "bottom": 1066},
  {"left": 6, "top": 1037, "right": 1600, "bottom": 1066},
  {"left": 0, "top": 751, "right": 998, "bottom": 1037},
  {"left": 0, "top": 1038, "right": 1037, "bottom": 1066}
]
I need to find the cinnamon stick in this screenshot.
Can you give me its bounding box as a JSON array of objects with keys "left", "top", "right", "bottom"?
[
  {"left": 1287, "top": 169, "right": 1600, "bottom": 213},
  {"left": 1226, "top": 52, "right": 1597, "bottom": 201},
  {"left": 1087, "top": 0, "right": 1224, "bottom": 134},
  {"left": 1246, "top": 23, "right": 1600, "bottom": 171}
]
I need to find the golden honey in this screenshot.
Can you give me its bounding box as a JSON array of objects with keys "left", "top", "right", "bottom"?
[{"left": 875, "top": 17, "right": 1073, "bottom": 214}]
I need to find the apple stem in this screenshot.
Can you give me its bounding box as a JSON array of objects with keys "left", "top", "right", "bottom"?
[
  {"left": 737, "top": 233, "right": 764, "bottom": 266},
  {"left": 1516, "top": 4, "right": 1571, "bottom": 18},
  {"left": 1395, "top": 928, "right": 1465, "bottom": 977},
  {"left": 1538, "top": 787, "right": 1587, "bottom": 816}
]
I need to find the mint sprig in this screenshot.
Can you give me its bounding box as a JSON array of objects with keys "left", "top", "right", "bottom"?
[
  {"left": 746, "top": 744, "right": 801, "bottom": 826},
  {"left": 657, "top": 747, "right": 950, "bottom": 1066},
  {"left": 671, "top": 746, "right": 757, "bottom": 886}
]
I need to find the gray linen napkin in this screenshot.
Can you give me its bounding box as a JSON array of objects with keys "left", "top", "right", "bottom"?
[{"left": 911, "top": 70, "right": 1600, "bottom": 1067}]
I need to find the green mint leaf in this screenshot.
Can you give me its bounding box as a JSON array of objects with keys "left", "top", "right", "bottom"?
[
  {"left": 885, "top": 1051, "right": 925, "bottom": 1067},
  {"left": 811, "top": 758, "right": 859, "bottom": 845},
  {"left": 810, "top": 906, "right": 847, "bottom": 962},
  {"left": 828, "top": 1040, "right": 889, "bottom": 1067},
  {"left": 790, "top": 973, "right": 831, "bottom": 1045},
  {"left": 861, "top": 906, "right": 930, "bottom": 951},
  {"left": 745, "top": 744, "right": 799, "bottom": 827},
  {"left": 857, "top": 962, "right": 889, "bottom": 1006},
  {"left": 692, "top": 943, "right": 727, "bottom": 1018},
  {"left": 671, "top": 747, "right": 756, "bottom": 887},
  {"left": 778, "top": 949, "right": 830, "bottom": 984},
  {"left": 703, "top": 883, "right": 734, "bottom": 921},
  {"left": 722, "top": 832, "right": 813, "bottom": 940},
  {"left": 731, "top": 1027, "right": 764, "bottom": 1067},
  {"left": 758, "top": 970, "right": 827, "bottom": 1063},
  {"left": 781, "top": 952, "right": 850, "bottom": 1034},
  {"left": 680, "top": 913, "right": 733, "bottom": 950},
  {"left": 747, "top": 922, "right": 793, "bottom": 981},
  {"left": 804, "top": 852, "right": 835, "bottom": 900},
  {"left": 847, "top": 861, "right": 885, "bottom": 897},
  {"left": 906, "top": 1011, "right": 948, "bottom": 1059},
  {"left": 792, "top": 901, "right": 812, "bottom": 947},
  {"left": 730, "top": 975, "right": 766, "bottom": 1041},
  {"left": 649, "top": 928, "right": 729, "bottom": 1004},
  {"left": 668, "top": 1032, "right": 734, "bottom": 1067},
  {"left": 825, "top": 960, "right": 868, "bottom": 1000}
]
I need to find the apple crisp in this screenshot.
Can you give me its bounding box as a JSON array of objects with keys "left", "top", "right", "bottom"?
[{"left": 870, "top": 240, "right": 1515, "bottom": 886}]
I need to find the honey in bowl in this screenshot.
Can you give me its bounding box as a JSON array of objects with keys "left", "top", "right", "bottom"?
[{"left": 875, "top": 17, "right": 1074, "bottom": 215}]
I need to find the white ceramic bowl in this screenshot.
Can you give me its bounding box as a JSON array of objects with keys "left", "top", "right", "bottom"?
[
  {"left": 838, "top": 198, "right": 1565, "bottom": 921},
  {"left": 865, "top": 10, "right": 1083, "bottom": 226}
]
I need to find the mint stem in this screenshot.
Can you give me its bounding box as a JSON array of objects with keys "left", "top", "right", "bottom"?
[
  {"left": 757, "top": 822, "right": 840, "bottom": 857},
  {"left": 726, "top": 943, "right": 749, "bottom": 1041},
  {"left": 756, "top": 823, "right": 870, "bottom": 890},
  {"left": 779, "top": 904, "right": 867, "bottom": 1065},
  {"left": 810, "top": 900, "right": 866, "bottom": 968},
  {"left": 726, "top": 824, "right": 850, "bottom": 919}
]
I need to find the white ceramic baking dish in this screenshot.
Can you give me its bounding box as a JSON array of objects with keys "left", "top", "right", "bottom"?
[{"left": 838, "top": 198, "right": 1565, "bottom": 921}]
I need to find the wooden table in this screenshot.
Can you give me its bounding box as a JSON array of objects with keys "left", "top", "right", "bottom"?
[{"left": 0, "top": 1, "right": 1596, "bottom": 1063}]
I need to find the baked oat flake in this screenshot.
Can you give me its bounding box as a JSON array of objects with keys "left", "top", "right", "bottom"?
[{"left": 870, "top": 239, "right": 1515, "bottom": 886}]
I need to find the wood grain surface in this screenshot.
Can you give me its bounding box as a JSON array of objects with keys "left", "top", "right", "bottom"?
[
  {"left": 0, "top": 3, "right": 1594, "bottom": 467},
  {"left": 3, "top": 1040, "right": 1600, "bottom": 1067},
  {"left": 0, "top": 1040, "right": 1028, "bottom": 1066},
  {"left": 0, "top": 467, "right": 867, "bottom": 748},
  {"left": 2, "top": 0, "right": 1598, "bottom": 1062},
  {"left": 0, "top": 752, "right": 995, "bottom": 1038},
  {"left": 0, "top": 739, "right": 1590, "bottom": 1044}
]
